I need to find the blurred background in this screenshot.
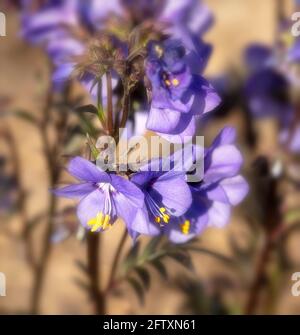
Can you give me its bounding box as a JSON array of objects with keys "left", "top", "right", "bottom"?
[{"left": 1, "top": 0, "right": 300, "bottom": 315}]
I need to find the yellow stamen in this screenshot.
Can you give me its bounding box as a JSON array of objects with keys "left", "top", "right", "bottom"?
[
  {"left": 181, "top": 220, "right": 191, "bottom": 235},
  {"left": 163, "top": 215, "right": 169, "bottom": 224},
  {"left": 102, "top": 214, "right": 111, "bottom": 230},
  {"left": 159, "top": 207, "right": 166, "bottom": 213},
  {"left": 172, "top": 78, "right": 180, "bottom": 86},
  {"left": 87, "top": 218, "right": 97, "bottom": 227},
  {"left": 89, "top": 212, "right": 104, "bottom": 232},
  {"left": 155, "top": 216, "right": 161, "bottom": 223},
  {"left": 165, "top": 79, "right": 171, "bottom": 86}
]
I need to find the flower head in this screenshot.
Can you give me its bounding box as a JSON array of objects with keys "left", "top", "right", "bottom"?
[
  {"left": 164, "top": 127, "right": 249, "bottom": 243},
  {"left": 145, "top": 38, "right": 220, "bottom": 142},
  {"left": 129, "top": 168, "right": 193, "bottom": 236},
  {"left": 53, "top": 157, "right": 144, "bottom": 237}
]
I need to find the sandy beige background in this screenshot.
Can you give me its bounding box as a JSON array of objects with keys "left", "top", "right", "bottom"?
[{"left": 0, "top": 0, "right": 300, "bottom": 315}]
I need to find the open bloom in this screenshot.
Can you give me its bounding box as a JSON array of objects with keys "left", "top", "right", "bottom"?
[
  {"left": 127, "top": 127, "right": 248, "bottom": 243},
  {"left": 145, "top": 39, "right": 220, "bottom": 142},
  {"left": 130, "top": 169, "right": 193, "bottom": 236},
  {"left": 53, "top": 157, "right": 144, "bottom": 237},
  {"left": 164, "top": 127, "right": 249, "bottom": 243}
]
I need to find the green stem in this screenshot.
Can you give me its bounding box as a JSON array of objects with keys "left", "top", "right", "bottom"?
[
  {"left": 96, "top": 78, "right": 106, "bottom": 128},
  {"left": 119, "top": 91, "right": 130, "bottom": 130},
  {"left": 106, "top": 72, "right": 114, "bottom": 135},
  {"left": 30, "top": 85, "right": 69, "bottom": 314}
]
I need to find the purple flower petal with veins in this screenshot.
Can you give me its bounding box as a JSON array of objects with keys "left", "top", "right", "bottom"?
[
  {"left": 53, "top": 157, "right": 144, "bottom": 234},
  {"left": 145, "top": 39, "right": 220, "bottom": 141},
  {"left": 163, "top": 127, "right": 248, "bottom": 243}
]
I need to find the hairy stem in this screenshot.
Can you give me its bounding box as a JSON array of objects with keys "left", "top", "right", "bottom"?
[
  {"left": 10, "top": 130, "right": 36, "bottom": 269},
  {"left": 106, "top": 228, "right": 128, "bottom": 292},
  {"left": 119, "top": 91, "right": 130, "bottom": 130},
  {"left": 30, "top": 100, "right": 56, "bottom": 313},
  {"left": 106, "top": 72, "right": 114, "bottom": 135},
  {"left": 87, "top": 233, "right": 106, "bottom": 314},
  {"left": 30, "top": 193, "right": 57, "bottom": 314},
  {"left": 244, "top": 222, "right": 284, "bottom": 315},
  {"left": 244, "top": 170, "right": 282, "bottom": 315},
  {"left": 30, "top": 86, "right": 69, "bottom": 314}
]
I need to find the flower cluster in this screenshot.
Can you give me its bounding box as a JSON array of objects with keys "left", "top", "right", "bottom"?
[
  {"left": 21, "top": 1, "right": 249, "bottom": 242},
  {"left": 145, "top": 39, "right": 220, "bottom": 142},
  {"left": 54, "top": 127, "right": 248, "bottom": 243},
  {"left": 21, "top": 0, "right": 212, "bottom": 94}
]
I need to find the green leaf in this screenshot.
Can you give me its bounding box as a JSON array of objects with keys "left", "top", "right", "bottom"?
[
  {"left": 75, "top": 104, "right": 98, "bottom": 115},
  {"left": 23, "top": 212, "right": 47, "bottom": 234},
  {"left": 135, "top": 267, "right": 151, "bottom": 290},
  {"left": 125, "top": 241, "right": 140, "bottom": 264},
  {"left": 77, "top": 114, "right": 98, "bottom": 138},
  {"left": 150, "top": 260, "right": 168, "bottom": 280},
  {"left": 168, "top": 251, "right": 194, "bottom": 271},
  {"left": 13, "top": 111, "right": 38, "bottom": 125},
  {"left": 86, "top": 133, "right": 99, "bottom": 160},
  {"left": 143, "top": 236, "right": 162, "bottom": 257},
  {"left": 188, "top": 246, "right": 237, "bottom": 268},
  {"left": 126, "top": 277, "right": 144, "bottom": 305},
  {"left": 73, "top": 278, "right": 90, "bottom": 293},
  {"left": 75, "top": 260, "right": 89, "bottom": 276}
]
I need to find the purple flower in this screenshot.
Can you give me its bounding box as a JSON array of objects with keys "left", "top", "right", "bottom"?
[
  {"left": 129, "top": 169, "right": 193, "bottom": 236},
  {"left": 287, "top": 39, "right": 300, "bottom": 63},
  {"left": 280, "top": 122, "right": 300, "bottom": 153},
  {"left": 53, "top": 157, "right": 144, "bottom": 237},
  {"left": 20, "top": 0, "right": 213, "bottom": 95},
  {"left": 21, "top": 0, "right": 121, "bottom": 96},
  {"left": 243, "top": 44, "right": 292, "bottom": 121},
  {"left": 122, "top": 0, "right": 213, "bottom": 49},
  {"left": 244, "top": 44, "right": 272, "bottom": 73},
  {"left": 243, "top": 44, "right": 300, "bottom": 153},
  {"left": 145, "top": 39, "right": 220, "bottom": 142},
  {"left": 21, "top": 1, "right": 78, "bottom": 44},
  {"left": 244, "top": 67, "right": 292, "bottom": 120},
  {"left": 164, "top": 127, "right": 249, "bottom": 243}
]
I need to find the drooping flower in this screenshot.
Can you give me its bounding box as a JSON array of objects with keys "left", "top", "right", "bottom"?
[
  {"left": 163, "top": 127, "right": 248, "bottom": 243},
  {"left": 244, "top": 67, "right": 292, "bottom": 120},
  {"left": 244, "top": 44, "right": 300, "bottom": 153},
  {"left": 53, "top": 157, "right": 144, "bottom": 237},
  {"left": 243, "top": 44, "right": 291, "bottom": 120},
  {"left": 145, "top": 38, "right": 220, "bottom": 142}
]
